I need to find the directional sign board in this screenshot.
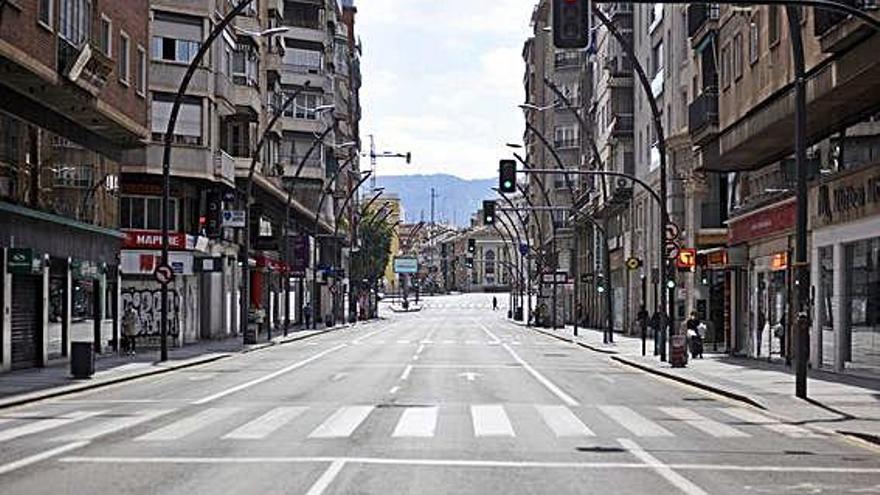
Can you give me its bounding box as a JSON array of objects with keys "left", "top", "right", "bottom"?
[
  {"left": 222, "top": 210, "right": 246, "bottom": 228},
  {"left": 393, "top": 257, "right": 418, "bottom": 274},
  {"left": 155, "top": 265, "right": 174, "bottom": 285},
  {"left": 665, "top": 222, "right": 681, "bottom": 241},
  {"left": 665, "top": 240, "right": 681, "bottom": 261}
]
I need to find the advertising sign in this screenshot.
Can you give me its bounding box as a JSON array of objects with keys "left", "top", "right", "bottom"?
[
  {"left": 288, "top": 235, "right": 309, "bottom": 276},
  {"left": 393, "top": 257, "right": 418, "bottom": 274},
  {"left": 7, "top": 248, "right": 34, "bottom": 274}
]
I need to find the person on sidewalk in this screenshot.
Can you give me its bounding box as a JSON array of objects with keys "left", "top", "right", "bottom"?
[
  {"left": 637, "top": 305, "right": 649, "bottom": 349},
  {"left": 304, "top": 303, "right": 312, "bottom": 329},
  {"left": 492, "top": 296, "right": 498, "bottom": 311},
  {"left": 686, "top": 311, "right": 704, "bottom": 359},
  {"left": 122, "top": 306, "right": 138, "bottom": 356}
]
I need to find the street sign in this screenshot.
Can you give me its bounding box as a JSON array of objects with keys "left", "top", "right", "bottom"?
[
  {"left": 6, "top": 248, "right": 34, "bottom": 274},
  {"left": 221, "top": 210, "right": 246, "bottom": 228},
  {"left": 665, "top": 239, "right": 681, "bottom": 260},
  {"left": 519, "top": 243, "right": 530, "bottom": 256},
  {"left": 155, "top": 265, "right": 174, "bottom": 285},
  {"left": 393, "top": 256, "right": 418, "bottom": 274},
  {"left": 676, "top": 248, "right": 697, "bottom": 269},
  {"left": 625, "top": 257, "right": 642, "bottom": 271},
  {"left": 665, "top": 222, "right": 681, "bottom": 241}
]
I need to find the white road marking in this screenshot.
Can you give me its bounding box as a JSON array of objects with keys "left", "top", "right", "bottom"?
[
  {"left": 471, "top": 405, "right": 515, "bottom": 437},
  {"left": 388, "top": 386, "right": 400, "bottom": 394},
  {"left": 599, "top": 406, "right": 673, "bottom": 437},
  {"left": 305, "top": 459, "right": 347, "bottom": 495},
  {"left": 0, "top": 410, "right": 104, "bottom": 443},
  {"left": 420, "top": 340, "right": 435, "bottom": 344},
  {"left": 0, "top": 441, "right": 89, "bottom": 476},
  {"left": 536, "top": 405, "right": 595, "bottom": 437},
  {"left": 442, "top": 339, "right": 456, "bottom": 345},
  {"left": 397, "top": 340, "right": 410, "bottom": 344},
  {"left": 350, "top": 328, "right": 384, "bottom": 345},
  {"left": 392, "top": 407, "right": 438, "bottom": 438},
  {"left": 721, "top": 408, "right": 821, "bottom": 438},
  {"left": 222, "top": 407, "right": 307, "bottom": 440},
  {"left": 331, "top": 373, "right": 348, "bottom": 382},
  {"left": 501, "top": 342, "right": 579, "bottom": 407},
  {"left": 136, "top": 408, "right": 239, "bottom": 441},
  {"left": 399, "top": 364, "right": 413, "bottom": 381},
  {"left": 619, "top": 438, "right": 709, "bottom": 495},
  {"left": 308, "top": 406, "right": 374, "bottom": 439},
  {"left": 415, "top": 344, "right": 425, "bottom": 355},
  {"left": 596, "top": 374, "right": 615, "bottom": 384},
  {"left": 193, "top": 344, "right": 347, "bottom": 404},
  {"left": 660, "top": 407, "right": 749, "bottom": 438},
  {"left": 59, "top": 454, "right": 880, "bottom": 474},
  {"left": 478, "top": 325, "right": 502, "bottom": 345},
  {"left": 412, "top": 355, "right": 419, "bottom": 361},
  {"left": 56, "top": 409, "right": 175, "bottom": 441}
]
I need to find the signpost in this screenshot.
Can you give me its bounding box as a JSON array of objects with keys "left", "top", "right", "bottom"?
[
  {"left": 393, "top": 257, "right": 418, "bottom": 274},
  {"left": 625, "top": 257, "right": 642, "bottom": 271},
  {"left": 154, "top": 265, "right": 174, "bottom": 285},
  {"left": 221, "top": 210, "right": 246, "bottom": 228}
]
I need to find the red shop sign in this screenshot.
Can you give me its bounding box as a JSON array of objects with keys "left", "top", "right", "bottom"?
[
  {"left": 256, "top": 254, "right": 288, "bottom": 273},
  {"left": 728, "top": 200, "right": 796, "bottom": 245},
  {"left": 123, "top": 230, "right": 187, "bottom": 250}
]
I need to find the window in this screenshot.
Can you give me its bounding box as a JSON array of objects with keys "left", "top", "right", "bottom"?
[
  {"left": 768, "top": 6, "right": 781, "bottom": 47},
  {"left": 652, "top": 41, "right": 664, "bottom": 76},
  {"left": 232, "top": 45, "right": 259, "bottom": 86},
  {"left": 151, "top": 94, "right": 203, "bottom": 145},
  {"left": 120, "top": 196, "right": 178, "bottom": 231},
  {"left": 152, "top": 36, "right": 201, "bottom": 63},
  {"left": 554, "top": 126, "right": 578, "bottom": 149},
  {"left": 749, "top": 16, "right": 760, "bottom": 64},
  {"left": 118, "top": 31, "right": 130, "bottom": 85},
  {"left": 38, "top": 0, "right": 52, "bottom": 29},
  {"left": 284, "top": 92, "right": 322, "bottom": 120},
  {"left": 98, "top": 15, "right": 111, "bottom": 56},
  {"left": 282, "top": 45, "right": 323, "bottom": 74},
  {"left": 733, "top": 33, "right": 744, "bottom": 81},
  {"left": 721, "top": 43, "right": 731, "bottom": 90},
  {"left": 59, "top": 0, "right": 91, "bottom": 45},
  {"left": 136, "top": 46, "right": 146, "bottom": 96},
  {"left": 53, "top": 165, "right": 93, "bottom": 188}
]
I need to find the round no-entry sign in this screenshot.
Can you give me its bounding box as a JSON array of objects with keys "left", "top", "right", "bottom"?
[{"left": 155, "top": 265, "right": 174, "bottom": 285}]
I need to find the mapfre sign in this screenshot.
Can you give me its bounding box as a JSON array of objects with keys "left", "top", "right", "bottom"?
[{"left": 123, "top": 231, "right": 187, "bottom": 250}]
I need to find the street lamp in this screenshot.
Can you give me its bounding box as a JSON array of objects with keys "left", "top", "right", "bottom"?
[
  {"left": 159, "top": 0, "right": 255, "bottom": 362},
  {"left": 233, "top": 26, "right": 290, "bottom": 38}
]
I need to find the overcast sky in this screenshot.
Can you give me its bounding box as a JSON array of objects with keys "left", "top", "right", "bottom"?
[{"left": 357, "top": 1, "right": 534, "bottom": 180}]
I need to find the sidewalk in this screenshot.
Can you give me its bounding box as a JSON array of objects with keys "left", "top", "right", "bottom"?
[
  {"left": 0, "top": 321, "right": 358, "bottom": 409},
  {"left": 530, "top": 323, "right": 880, "bottom": 445}
]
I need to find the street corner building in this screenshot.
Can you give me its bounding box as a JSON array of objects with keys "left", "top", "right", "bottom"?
[{"left": 0, "top": 0, "right": 150, "bottom": 370}]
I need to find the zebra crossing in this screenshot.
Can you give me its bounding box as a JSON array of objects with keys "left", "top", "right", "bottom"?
[{"left": 0, "top": 403, "right": 823, "bottom": 446}]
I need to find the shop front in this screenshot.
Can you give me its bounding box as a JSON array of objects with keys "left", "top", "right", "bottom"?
[
  {"left": 811, "top": 165, "right": 880, "bottom": 377},
  {"left": 727, "top": 199, "right": 796, "bottom": 358}
]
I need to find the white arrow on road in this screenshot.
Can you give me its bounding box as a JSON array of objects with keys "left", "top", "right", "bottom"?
[{"left": 458, "top": 372, "right": 481, "bottom": 382}]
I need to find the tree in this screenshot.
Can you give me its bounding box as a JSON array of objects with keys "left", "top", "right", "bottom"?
[{"left": 352, "top": 217, "right": 393, "bottom": 290}]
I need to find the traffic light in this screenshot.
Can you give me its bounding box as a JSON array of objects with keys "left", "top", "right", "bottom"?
[
  {"left": 467, "top": 238, "right": 476, "bottom": 254},
  {"left": 465, "top": 257, "right": 474, "bottom": 269},
  {"left": 596, "top": 275, "right": 606, "bottom": 294},
  {"left": 204, "top": 190, "right": 223, "bottom": 239},
  {"left": 553, "top": 0, "right": 591, "bottom": 49},
  {"left": 499, "top": 159, "right": 517, "bottom": 193},
  {"left": 405, "top": 152, "right": 412, "bottom": 164},
  {"left": 482, "top": 200, "right": 496, "bottom": 225}
]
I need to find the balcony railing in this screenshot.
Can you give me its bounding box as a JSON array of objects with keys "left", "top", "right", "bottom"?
[
  {"left": 611, "top": 113, "right": 634, "bottom": 135},
  {"left": 687, "top": 3, "right": 720, "bottom": 38},
  {"left": 688, "top": 88, "right": 719, "bottom": 136},
  {"left": 554, "top": 51, "right": 582, "bottom": 69},
  {"left": 554, "top": 139, "right": 579, "bottom": 149}
]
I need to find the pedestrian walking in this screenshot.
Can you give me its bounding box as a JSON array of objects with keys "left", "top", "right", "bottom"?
[
  {"left": 304, "top": 303, "right": 312, "bottom": 329},
  {"left": 492, "top": 296, "right": 498, "bottom": 311},
  {"left": 649, "top": 310, "right": 661, "bottom": 356},
  {"left": 686, "top": 311, "right": 704, "bottom": 359},
  {"left": 637, "top": 305, "right": 649, "bottom": 355},
  {"left": 122, "top": 305, "right": 138, "bottom": 356}
]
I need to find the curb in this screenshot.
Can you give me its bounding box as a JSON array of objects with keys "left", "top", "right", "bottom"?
[
  {"left": 530, "top": 326, "right": 620, "bottom": 355},
  {"left": 610, "top": 355, "right": 767, "bottom": 410},
  {"left": 0, "top": 353, "right": 230, "bottom": 411},
  {"left": 0, "top": 320, "right": 368, "bottom": 410}
]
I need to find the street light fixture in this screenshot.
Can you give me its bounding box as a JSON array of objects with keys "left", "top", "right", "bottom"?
[
  {"left": 233, "top": 26, "right": 290, "bottom": 38},
  {"left": 518, "top": 102, "right": 559, "bottom": 112}
]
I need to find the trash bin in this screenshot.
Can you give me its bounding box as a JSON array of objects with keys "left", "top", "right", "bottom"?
[
  {"left": 515, "top": 307, "right": 524, "bottom": 321},
  {"left": 670, "top": 334, "right": 688, "bottom": 368},
  {"left": 70, "top": 342, "right": 94, "bottom": 379}
]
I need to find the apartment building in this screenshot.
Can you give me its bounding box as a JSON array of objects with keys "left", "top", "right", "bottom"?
[{"left": 0, "top": 0, "right": 150, "bottom": 370}]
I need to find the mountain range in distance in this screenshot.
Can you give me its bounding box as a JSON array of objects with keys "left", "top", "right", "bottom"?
[{"left": 374, "top": 174, "right": 496, "bottom": 228}]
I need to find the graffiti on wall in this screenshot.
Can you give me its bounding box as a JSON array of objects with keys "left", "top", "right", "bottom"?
[{"left": 121, "top": 288, "right": 181, "bottom": 338}]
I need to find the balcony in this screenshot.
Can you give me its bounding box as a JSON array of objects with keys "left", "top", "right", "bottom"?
[
  {"left": 687, "top": 3, "right": 719, "bottom": 48},
  {"left": 610, "top": 113, "right": 634, "bottom": 137},
  {"left": 122, "top": 144, "right": 226, "bottom": 184},
  {"left": 153, "top": 60, "right": 210, "bottom": 94},
  {"left": 814, "top": 0, "right": 877, "bottom": 53},
  {"left": 232, "top": 83, "right": 262, "bottom": 117},
  {"left": 554, "top": 51, "right": 582, "bottom": 70},
  {"left": 554, "top": 139, "right": 579, "bottom": 150},
  {"left": 283, "top": 26, "right": 326, "bottom": 44},
  {"left": 213, "top": 150, "right": 236, "bottom": 185},
  {"left": 688, "top": 89, "right": 719, "bottom": 145},
  {"left": 281, "top": 115, "right": 322, "bottom": 134}
]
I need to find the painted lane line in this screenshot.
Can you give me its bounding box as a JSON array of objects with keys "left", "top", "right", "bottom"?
[
  {"left": 478, "top": 324, "right": 502, "bottom": 345},
  {"left": 0, "top": 441, "right": 89, "bottom": 476},
  {"left": 415, "top": 344, "right": 426, "bottom": 355},
  {"left": 56, "top": 409, "right": 175, "bottom": 441},
  {"left": 471, "top": 405, "right": 515, "bottom": 437},
  {"left": 392, "top": 407, "right": 438, "bottom": 438},
  {"left": 0, "top": 410, "right": 105, "bottom": 443},
  {"left": 721, "top": 407, "right": 821, "bottom": 438},
  {"left": 136, "top": 407, "right": 239, "bottom": 441},
  {"left": 58, "top": 454, "right": 880, "bottom": 474},
  {"left": 399, "top": 364, "right": 413, "bottom": 381},
  {"left": 308, "top": 406, "right": 374, "bottom": 439},
  {"left": 599, "top": 406, "right": 673, "bottom": 437},
  {"left": 305, "top": 460, "right": 347, "bottom": 495},
  {"left": 535, "top": 405, "right": 595, "bottom": 437},
  {"left": 350, "top": 328, "right": 384, "bottom": 345},
  {"left": 501, "top": 342, "right": 579, "bottom": 407},
  {"left": 222, "top": 407, "right": 307, "bottom": 440},
  {"left": 396, "top": 340, "right": 410, "bottom": 344},
  {"left": 411, "top": 355, "right": 419, "bottom": 361},
  {"left": 193, "top": 344, "right": 347, "bottom": 404},
  {"left": 659, "top": 407, "right": 750, "bottom": 438},
  {"left": 388, "top": 386, "right": 400, "bottom": 394},
  {"left": 420, "top": 340, "right": 435, "bottom": 344},
  {"left": 619, "top": 438, "right": 709, "bottom": 495}
]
